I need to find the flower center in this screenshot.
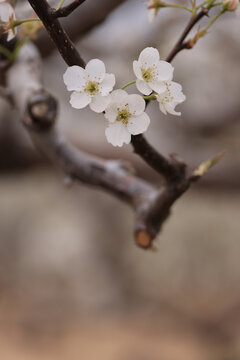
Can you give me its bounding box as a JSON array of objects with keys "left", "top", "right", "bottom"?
[
  {"left": 141, "top": 65, "right": 156, "bottom": 82},
  {"left": 116, "top": 108, "right": 131, "bottom": 126},
  {"left": 85, "top": 81, "right": 99, "bottom": 95},
  {"left": 163, "top": 84, "right": 174, "bottom": 103}
]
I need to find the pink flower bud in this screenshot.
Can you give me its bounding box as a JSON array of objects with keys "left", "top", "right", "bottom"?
[{"left": 223, "top": 0, "right": 239, "bottom": 11}]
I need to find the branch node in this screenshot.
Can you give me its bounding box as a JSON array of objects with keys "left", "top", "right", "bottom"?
[{"left": 26, "top": 91, "right": 57, "bottom": 130}]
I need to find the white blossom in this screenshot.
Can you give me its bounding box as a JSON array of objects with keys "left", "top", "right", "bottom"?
[
  {"left": 156, "top": 81, "right": 186, "bottom": 116},
  {"left": 104, "top": 89, "right": 150, "bottom": 147},
  {"left": 0, "top": 0, "right": 16, "bottom": 41},
  {"left": 63, "top": 59, "right": 115, "bottom": 113},
  {"left": 133, "top": 47, "right": 174, "bottom": 96}
]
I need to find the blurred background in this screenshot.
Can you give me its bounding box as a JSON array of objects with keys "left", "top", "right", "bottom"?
[{"left": 0, "top": 0, "right": 240, "bottom": 359}]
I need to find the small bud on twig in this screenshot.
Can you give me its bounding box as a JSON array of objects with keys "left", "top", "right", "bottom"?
[
  {"left": 190, "top": 151, "right": 227, "bottom": 181},
  {"left": 223, "top": 0, "right": 239, "bottom": 11}
]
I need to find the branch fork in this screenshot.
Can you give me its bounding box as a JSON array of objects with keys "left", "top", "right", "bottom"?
[{"left": 1, "top": 0, "right": 223, "bottom": 248}]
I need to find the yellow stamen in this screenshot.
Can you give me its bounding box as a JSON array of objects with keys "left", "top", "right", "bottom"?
[
  {"left": 116, "top": 108, "right": 131, "bottom": 125},
  {"left": 85, "top": 81, "right": 99, "bottom": 95}
]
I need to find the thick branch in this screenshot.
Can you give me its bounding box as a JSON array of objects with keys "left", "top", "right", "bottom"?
[
  {"left": 53, "top": 0, "right": 87, "bottom": 18},
  {"left": 34, "top": 0, "right": 128, "bottom": 58},
  {"left": 28, "top": 0, "right": 85, "bottom": 67}
]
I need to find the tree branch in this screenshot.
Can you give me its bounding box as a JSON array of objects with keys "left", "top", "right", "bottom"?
[
  {"left": 28, "top": 0, "right": 85, "bottom": 67},
  {"left": 26, "top": 0, "right": 186, "bottom": 184},
  {"left": 52, "top": 0, "right": 87, "bottom": 18},
  {"left": 131, "top": 134, "right": 187, "bottom": 183},
  {"left": 6, "top": 42, "right": 190, "bottom": 248},
  {"left": 34, "top": 0, "right": 128, "bottom": 58},
  {"left": 4, "top": 0, "right": 212, "bottom": 248},
  {"left": 166, "top": 7, "right": 209, "bottom": 63}
]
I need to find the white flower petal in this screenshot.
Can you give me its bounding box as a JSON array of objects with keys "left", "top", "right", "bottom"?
[
  {"left": 136, "top": 79, "right": 152, "bottom": 95},
  {"left": 63, "top": 66, "right": 86, "bottom": 91},
  {"left": 99, "top": 73, "right": 115, "bottom": 96},
  {"left": 105, "top": 122, "right": 131, "bottom": 147},
  {"left": 70, "top": 91, "right": 91, "bottom": 109},
  {"left": 138, "top": 47, "right": 160, "bottom": 68},
  {"left": 159, "top": 103, "right": 167, "bottom": 115},
  {"left": 165, "top": 103, "right": 181, "bottom": 116},
  {"left": 157, "top": 61, "right": 174, "bottom": 81},
  {"left": 148, "top": 79, "right": 166, "bottom": 94},
  {"left": 109, "top": 89, "right": 128, "bottom": 103},
  {"left": 168, "top": 81, "right": 186, "bottom": 102},
  {"left": 0, "top": 2, "right": 14, "bottom": 22},
  {"left": 127, "top": 113, "right": 150, "bottom": 135},
  {"left": 127, "top": 94, "right": 145, "bottom": 116},
  {"left": 86, "top": 59, "right": 105, "bottom": 82},
  {"left": 104, "top": 102, "right": 119, "bottom": 123},
  {"left": 133, "top": 60, "right": 143, "bottom": 80},
  {"left": 156, "top": 80, "right": 186, "bottom": 116},
  {"left": 89, "top": 94, "right": 109, "bottom": 113}
]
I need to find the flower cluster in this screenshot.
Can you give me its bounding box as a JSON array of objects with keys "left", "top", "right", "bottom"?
[
  {"left": 0, "top": 0, "right": 16, "bottom": 41},
  {"left": 133, "top": 47, "right": 185, "bottom": 116},
  {"left": 63, "top": 47, "right": 186, "bottom": 147}
]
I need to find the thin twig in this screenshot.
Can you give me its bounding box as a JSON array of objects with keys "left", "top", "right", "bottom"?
[
  {"left": 53, "top": 0, "right": 87, "bottom": 18},
  {"left": 131, "top": 7, "right": 209, "bottom": 179},
  {"left": 166, "top": 7, "right": 209, "bottom": 63},
  {"left": 131, "top": 135, "right": 186, "bottom": 183}
]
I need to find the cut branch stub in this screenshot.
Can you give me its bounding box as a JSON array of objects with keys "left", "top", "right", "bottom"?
[
  {"left": 27, "top": 92, "right": 58, "bottom": 130},
  {"left": 134, "top": 181, "right": 189, "bottom": 248}
]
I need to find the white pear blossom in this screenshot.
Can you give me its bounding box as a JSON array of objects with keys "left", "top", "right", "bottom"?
[
  {"left": 133, "top": 47, "right": 174, "bottom": 96},
  {"left": 156, "top": 81, "right": 186, "bottom": 116},
  {"left": 63, "top": 59, "right": 115, "bottom": 113},
  {"left": 104, "top": 89, "right": 150, "bottom": 147},
  {"left": 0, "top": 0, "right": 16, "bottom": 41}
]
